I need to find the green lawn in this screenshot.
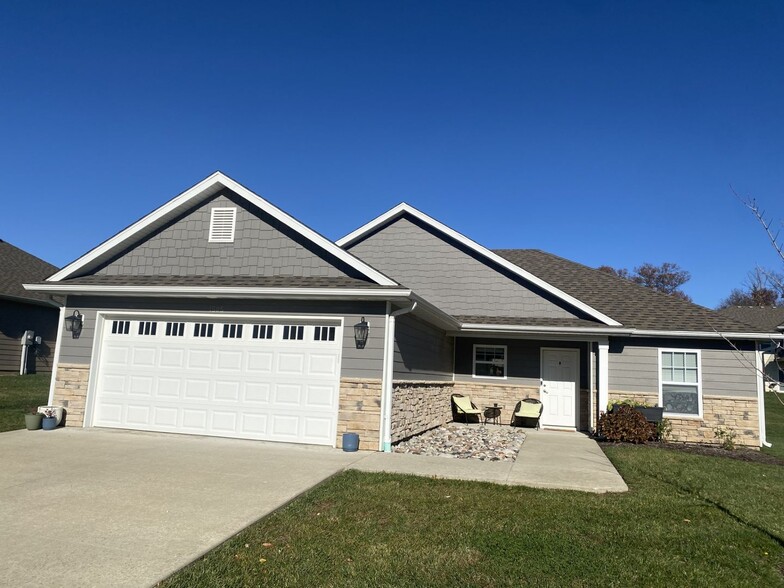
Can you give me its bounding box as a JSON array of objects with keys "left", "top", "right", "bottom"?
[
  {"left": 160, "top": 445, "right": 784, "bottom": 588},
  {"left": 0, "top": 374, "right": 51, "bottom": 432},
  {"left": 764, "top": 391, "right": 784, "bottom": 460}
]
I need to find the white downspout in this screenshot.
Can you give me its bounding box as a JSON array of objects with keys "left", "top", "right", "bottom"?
[
  {"left": 379, "top": 301, "right": 417, "bottom": 452},
  {"left": 756, "top": 343, "right": 771, "bottom": 448}
]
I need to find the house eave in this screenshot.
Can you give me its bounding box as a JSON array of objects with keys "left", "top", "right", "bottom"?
[
  {"left": 23, "top": 283, "right": 413, "bottom": 301},
  {"left": 629, "top": 329, "right": 784, "bottom": 341},
  {"left": 0, "top": 293, "right": 61, "bottom": 308},
  {"left": 452, "top": 324, "right": 781, "bottom": 340}
]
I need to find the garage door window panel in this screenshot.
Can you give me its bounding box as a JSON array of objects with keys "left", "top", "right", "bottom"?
[
  {"left": 194, "top": 323, "right": 214, "bottom": 338},
  {"left": 138, "top": 321, "right": 157, "bottom": 336},
  {"left": 111, "top": 320, "right": 131, "bottom": 335},
  {"left": 283, "top": 325, "right": 304, "bottom": 341},
  {"left": 252, "top": 325, "right": 274, "bottom": 340}
]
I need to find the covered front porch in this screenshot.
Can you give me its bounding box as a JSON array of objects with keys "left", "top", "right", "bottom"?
[{"left": 451, "top": 334, "right": 611, "bottom": 432}]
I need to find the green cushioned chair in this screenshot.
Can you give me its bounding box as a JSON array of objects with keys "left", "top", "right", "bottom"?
[
  {"left": 512, "top": 398, "right": 543, "bottom": 430},
  {"left": 451, "top": 394, "right": 483, "bottom": 423}
]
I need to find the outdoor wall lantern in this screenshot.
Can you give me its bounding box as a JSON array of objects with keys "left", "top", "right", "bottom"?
[
  {"left": 354, "top": 317, "right": 369, "bottom": 349},
  {"left": 64, "top": 310, "right": 84, "bottom": 339}
]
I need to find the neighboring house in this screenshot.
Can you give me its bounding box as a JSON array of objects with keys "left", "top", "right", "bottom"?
[
  {"left": 718, "top": 306, "right": 784, "bottom": 391},
  {"left": 26, "top": 173, "right": 781, "bottom": 449},
  {"left": 0, "top": 240, "right": 60, "bottom": 373}
]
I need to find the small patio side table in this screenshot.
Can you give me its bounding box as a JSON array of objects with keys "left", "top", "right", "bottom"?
[{"left": 483, "top": 404, "right": 503, "bottom": 425}]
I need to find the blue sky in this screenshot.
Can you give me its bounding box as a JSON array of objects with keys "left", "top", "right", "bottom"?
[{"left": 2, "top": 1, "right": 783, "bottom": 308}]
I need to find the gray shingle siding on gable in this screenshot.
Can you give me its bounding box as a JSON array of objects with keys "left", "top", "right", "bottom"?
[
  {"left": 393, "top": 313, "right": 453, "bottom": 381},
  {"left": 347, "top": 216, "right": 581, "bottom": 319},
  {"left": 608, "top": 337, "right": 758, "bottom": 399},
  {"left": 58, "top": 296, "right": 387, "bottom": 380},
  {"left": 94, "top": 192, "right": 361, "bottom": 280}
]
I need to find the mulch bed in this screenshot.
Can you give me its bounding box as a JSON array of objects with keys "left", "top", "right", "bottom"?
[{"left": 599, "top": 440, "right": 784, "bottom": 466}]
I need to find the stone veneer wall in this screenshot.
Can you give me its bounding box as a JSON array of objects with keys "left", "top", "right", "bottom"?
[
  {"left": 452, "top": 381, "right": 540, "bottom": 426},
  {"left": 391, "top": 381, "right": 455, "bottom": 443},
  {"left": 52, "top": 363, "right": 90, "bottom": 427},
  {"left": 337, "top": 378, "right": 382, "bottom": 451},
  {"left": 608, "top": 391, "right": 760, "bottom": 447}
]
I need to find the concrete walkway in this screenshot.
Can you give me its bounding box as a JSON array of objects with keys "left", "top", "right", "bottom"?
[{"left": 350, "top": 428, "right": 628, "bottom": 493}]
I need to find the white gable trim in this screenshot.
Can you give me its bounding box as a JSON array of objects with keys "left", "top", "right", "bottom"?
[
  {"left": 338, "top": 203, "right": 623, "bottom": 327},
  {"left": 48, "top": 172, "right": 398, "bottom": 286}
]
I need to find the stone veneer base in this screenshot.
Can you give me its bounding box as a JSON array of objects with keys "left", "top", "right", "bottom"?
[
  {"left": 337, "top": 378, "right": 382, "bottom": 451},
  {"left": 608, "top": 391, "right": 760, "bottom": 447},
  {"left": 52, "top": 363, "right": 90, "bottom": 427}
]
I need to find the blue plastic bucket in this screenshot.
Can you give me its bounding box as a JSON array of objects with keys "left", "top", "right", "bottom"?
[{"left": 342, "top": 432, "right": 360, "bottom": 452}]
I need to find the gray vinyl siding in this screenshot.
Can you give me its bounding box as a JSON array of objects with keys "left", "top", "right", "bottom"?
[
  {"left": 347, "top": 216, "right": 582, "bottom": 319},
  {"left": 393, "top": 313, "right": 453, "bottom": 381},
  {"left": 0, "top": 300, "right": 58, "bottom": 373},
  {"left": 58, "top": 296, "right": 386, "bottom": 379},
  {"left": 454, "top": 337, "right": 588, "bottom": 388},
  {"left": 94, "top": 191, "right": 361, "bottom": 279},
  {"left": 608, "top": 337, "right": 758, "bottom": 399}
]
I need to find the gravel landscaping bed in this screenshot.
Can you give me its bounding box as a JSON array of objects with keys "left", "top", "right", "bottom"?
[{"left": 393, "top": 423, "right": 526, "bottom": 461}]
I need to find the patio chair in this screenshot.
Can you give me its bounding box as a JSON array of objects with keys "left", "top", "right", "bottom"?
[
  {"left": 511, "top": 398, "right": 543, "bottom": 430},
  {"left": 450, "top": 394, "right": 483, "bottom": 424}
]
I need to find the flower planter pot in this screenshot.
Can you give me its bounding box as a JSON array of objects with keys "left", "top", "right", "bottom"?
[
  {"left": 25, "top": 413, "right": 43, "bottom": 430},
  {"left": 42, "top": 417, "right": 58, "bottom": 430}
]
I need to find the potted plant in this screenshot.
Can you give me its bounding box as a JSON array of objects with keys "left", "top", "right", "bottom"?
[
  {"left": 24, "top": 408, "right": 43, "bottom": 431},
  {"left": 41, "top": 407, "right": 58, "bottom": 430}
]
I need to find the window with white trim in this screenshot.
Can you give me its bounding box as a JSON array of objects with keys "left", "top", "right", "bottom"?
[
  {"left": 252, "top": 324, "right": 274, "bottom": 340},
  {"left": 193, "top": 323, "right": 214, "bottom": 338},
  {"left": 165, "top": 322, "right": 185, "bottom": 337},
  {"left": 111, "top": 320, "right": 130, "bottom": 335},
  {"left": 314, "top": 326, "right": 336, "bottom": 342},
  {"left": 222, "top": 324, "right": 244, "bottom": 339},
  {"left": 282, "top": 325, "right": 304, "bottom": 341},
  {"left": 660, "top": 350, "right": 701, "bottom": 416},
  {"left": 208, "top": 207, "right": 237, "bottom": 243},
  {"left": 473, "top": 345, "right": 506, "bottom": 378},
  {"left": 138, "top": 321, "right": 157, "bottom": 336}
]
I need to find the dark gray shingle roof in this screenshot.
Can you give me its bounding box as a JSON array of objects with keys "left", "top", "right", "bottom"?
[
  {"left": 53, "top": 274, "right": 399, "bottom": 289},
  {"left": 0, "top": 239, "right": 59, "bottom": 304},
  {"left": 455, "top": 315, "right": 608, "bottom": 329},
  {"left": 717, "top": 306, "right": 784, "bottom": 332},
  {"left": 493, "top": 249, "right": 756, "bottom": 333}
]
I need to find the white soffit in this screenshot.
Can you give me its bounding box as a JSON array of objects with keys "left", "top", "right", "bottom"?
[
  {"left": 48, "top": 172, "right": 398, "bottom": 287},
  {"left": 338, "top": 203, "right": 623, "bottom": 327}
]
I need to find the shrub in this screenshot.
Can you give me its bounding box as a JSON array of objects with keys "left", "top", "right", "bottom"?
[
  {"left": 713, "top": 426, "right": 737, "bottom": 450},
  {"left": 597, "top": 405, "right": 656, "bottom": 443}
]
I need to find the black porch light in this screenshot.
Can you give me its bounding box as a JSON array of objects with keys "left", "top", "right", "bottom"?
[
  {"left": 354, "top": 317, "right": 369, "bottom": 349},
  {"left": 64, "top": 310, "right": 84, "bottom": 339}
]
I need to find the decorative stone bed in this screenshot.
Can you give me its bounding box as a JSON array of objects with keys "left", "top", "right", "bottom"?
[{"left": 393, "top": 423, "right": 526, "bottom": 461}]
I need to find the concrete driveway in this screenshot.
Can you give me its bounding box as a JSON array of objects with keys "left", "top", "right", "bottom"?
[{"left": 0, "top": 428, "right": 367, "bottom": 587}]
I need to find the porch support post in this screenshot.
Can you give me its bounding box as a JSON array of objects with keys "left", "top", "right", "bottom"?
[{"left": 598, "top": 341, "right": 609, "bottom": 415}]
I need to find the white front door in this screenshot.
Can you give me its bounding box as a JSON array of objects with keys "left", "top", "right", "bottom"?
[{"left": 540, "top": 348, "right": 579, "bottom": 429}]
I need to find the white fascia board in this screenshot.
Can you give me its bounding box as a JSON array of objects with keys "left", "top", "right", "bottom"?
[
  {"left": 24, "top": 283, "right": 412, "bottom": 300},
  {"left": 457, "top": 323, "right": 634, "bottom": 336},
  {"left": 337, "top": 203, "right": 622, "bottom": 327},
  {"left": 48, "top": 172, "right": 398, "bottom": 287},
  {"left": 631, "top": 329, "right": 784, "bottom": 341}
]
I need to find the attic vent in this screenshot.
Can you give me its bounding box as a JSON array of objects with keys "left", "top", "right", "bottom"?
[{"left": 209, "top": 208, "right": 237, "bottom": 242}]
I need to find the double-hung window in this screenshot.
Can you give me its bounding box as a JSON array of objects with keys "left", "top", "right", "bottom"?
[
  {"left": 473, "top": 345, "right": 507, "bottom": 378},
  {"left": 659, "top": 349, "right": 701, "bottom": 417}
]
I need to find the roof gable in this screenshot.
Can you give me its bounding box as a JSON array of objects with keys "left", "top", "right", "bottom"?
[
  {"left": 49, "top": 172, "right": 397, "bottom": 287},
  {"left": 718, "top": 306, "right": 784, "bottom": 332},
  {"left": 0, "top": 240, "right": 59, "bottom": 305},
  {"left": 339, "top": 203, "right": 621, "bottom": 327}
]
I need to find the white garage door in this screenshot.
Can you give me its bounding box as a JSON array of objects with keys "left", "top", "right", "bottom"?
[{"left": 91, "top": 316, "right": 342, "bottom": 446}]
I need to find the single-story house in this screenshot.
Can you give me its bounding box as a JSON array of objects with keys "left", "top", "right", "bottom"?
[
  {"left": 26, "top": 172, "right": 781, "bottom": 449},
  {"left": 1, "top": 239, "right": 59, "bottom": 373},
  {"left": 718, "top": 306, "right": 784, "bottom": 392}
]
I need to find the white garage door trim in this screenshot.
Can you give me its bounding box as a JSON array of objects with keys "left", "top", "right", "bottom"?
[{"left": 86, "top": 312, "right": 343, "bottom": 446}]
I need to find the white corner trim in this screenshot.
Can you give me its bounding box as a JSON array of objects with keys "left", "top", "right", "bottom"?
[
  {"left": 598, "top": 342, "right": 609, "bottom": 414},
  {"left": 47, "top": 172, "right": 398, "bottom": 287},
  {"left": 755, "top": 344, "right": 769, "bottom": 447},
  {"left": 337, "top": 203, "right": 622, "bottom": 327}
]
